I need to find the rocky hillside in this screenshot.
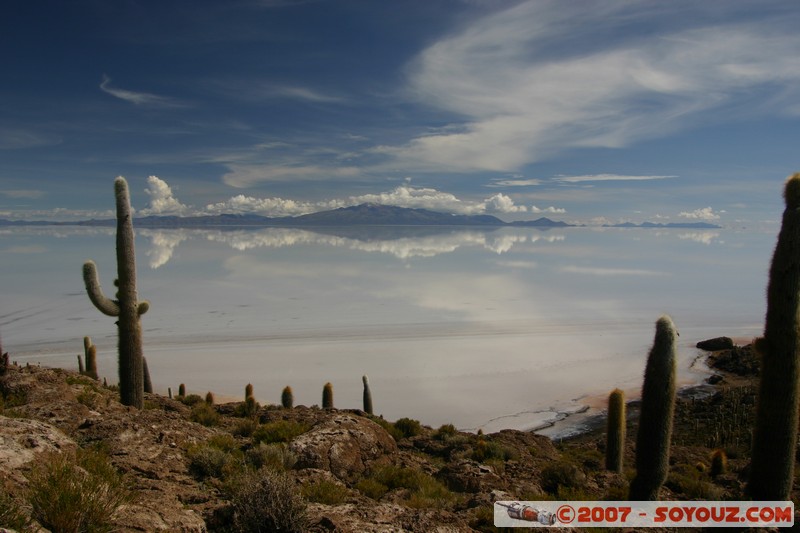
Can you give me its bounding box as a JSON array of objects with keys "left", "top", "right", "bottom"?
[{"left": 0, "top": 343, "right": 791, "bottom": 532}]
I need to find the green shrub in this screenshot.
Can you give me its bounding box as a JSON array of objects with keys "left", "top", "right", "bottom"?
[
  {"left": 301, "top": 479, "right": 349, "bottom": 505},
  {"left": 540, "top": 461, "right": 586, "bottom": 495},
  {"left": 0, "top": 485, "right": 31, "bottom": 532},
  {"left": 246, "top": 443, "right": 297, "bottom": 472},
  {"left": 393, "top": 417, "right": 422, "bottom": 439},
  {"left": 190, "top": 402, "right": 220, "bottom": 427},
  {"left": 355, "top": 477, "right": 389, "bottom": 500},
  {"left": 232, "top": 418, "right": 258, "bottom": 438},
  {"left": 367, "top": 465, "right": 454, "bottom": 508},
  {"left": 186, "top": 442, "right": 242, "bottom": 480},
  {"left": 433, "top": 423, "right": 458, "bottom": 441},
  {"left": 224, "top": 468, "right": 308, "bottom": 533},
  {"left": 26, "top": 449, "right": 134, "bottom": 533},
  {"left": 180, "top": 393, "right": 204, "bottom": 406},
  {"left": 252, "top": 420, "right": 310, "bottom": 445},
  {"left": 369, "top": 416, "right": 403, "bottom": 441},
  {"left": 472, "top": 439, "right": 519, "bottom": 462}
]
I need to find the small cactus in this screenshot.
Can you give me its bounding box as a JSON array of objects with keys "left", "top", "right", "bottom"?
[
  {"left": 322, "top": 382, "right": 333, "bottom": 409},
  {"left": 245, "top": 383, "right": 254, "bottom": 402},
  {"left": 178, "top": 383, "right": 186, "bottom": 397},
  {"left": 205, "top": 391, "right": 215, "bottom": 405},
  {"left": 748, "top": 173, "right": 800, "bottom": 502},
  {"left": 629, "top": 315, "right": 677, "bottom": 501},
  {"left": 82, "top": 177, "right": 149, "bottom": 409},
  {"left": 85, "top": 344, "right": 98, "bottom": 381},
  {"left": 710, "top": 449, "right": 727, "bottom": 478},
  {"left": 605, "top": 388, "right": 625, "bottom": 473},
  {"left": 281, "top": 386, "right": 294, "bottom": 409},
  {"left": 77, "top": 354, "right": 85, "bottom": 374},
  {"left": 245, "top": 396, "right": 258, "bottom": 417},
  {"left": 143, "top": 356, "right": 153, "bottom": 394},
  {"left": 168, "top": 387, "right": 172, "bottom": 399},
  {"left": 362, "top": 374, "right": 373, "bottom": 415}
]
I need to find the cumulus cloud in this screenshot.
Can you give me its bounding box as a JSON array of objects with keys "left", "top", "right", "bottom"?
[
  {"left": 139, "top": 176, "right": 190, "bottom": 215},
  {"left": 145, "top": 177, "right": 560, "bottom": 219},
  {"left": 205, "top": 195, "right": 343, "bottom": 217},
  {"left": 678, "top": 207, "right": 722, "bottom": 221}
]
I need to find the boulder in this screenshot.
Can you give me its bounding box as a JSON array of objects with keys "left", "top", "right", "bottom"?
[
  {"left": 289, "top": 413, "right": 397, "bottom": 481},
  {"left": 696, "top": 337, "right": 734, "bottom": 351}
]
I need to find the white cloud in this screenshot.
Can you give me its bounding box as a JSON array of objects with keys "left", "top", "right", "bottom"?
[
  {"left": 139, "top": 176, "right": 190, "bottom": 216},
  {"left": 530, "top": 205, "right": 566, "bottom": 214},
  {"left": 377, "top": 2, "right": 800, "bottom": 173},
  {"left": 489, "top": 178, "right": 543, "bottom": 187},
  {"left": 562, "top": 265, "right": 669, "bottom": 277},
  {"left": 483, "top": 193, "right": 527, "bottom": 213},
  {"left": 222, "top": 164, "right": 361, "bottom": 188},
  {"left": 205, "top": 195, "right": 343, "bottom": 217},
  {"left": 146, "top": 177, "right": 560, "bottom": 219},
  {"left": 0, "top": 189, "right": 45, "bottom": 199},
  {"left": 678, "top": 207, "right": 721, "bottom": 221},
  {"left": 553, "top": 174, "right": 677, "bottom": 184},
  {"left": 100, "top": 75, "right": 183, "bottom": 107}
]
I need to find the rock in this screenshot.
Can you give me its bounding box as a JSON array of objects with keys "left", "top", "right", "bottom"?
[
  {"left": 707, "top": 344, "right": 759, "bottom": 376},
  {"left": 290, "top": 413, "right": 397, "bottom": 482},
  {"left": 0, "top": 416, "right": 76, "bottom": 484},
  {"left": 706, "top": 374, "right": 724, "bottom": 385},
  {"left": 436, "top": 460, "right": 504, "bottom": 493},
  {"left": 696, "top": 337, "right": 734, "bottom": 351}
]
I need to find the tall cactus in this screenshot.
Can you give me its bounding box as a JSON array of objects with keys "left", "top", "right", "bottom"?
[
  {"left": 322, "top": 382, "right": 334, "bottom": 409},
  {"left": 605, "top": 388, "right": 625, "bottom": 473},
  {"left": 362, "top": 374, "right": 373, "bottom": 415},
  {"left": 747, "top": 173, "right": 800, "bottom": 501},
  {"left": 82, "top": 177, "right": 149, "bottom": 409},
  {"left": 629, "top": 315, "right": 677, "bottom": 501}
]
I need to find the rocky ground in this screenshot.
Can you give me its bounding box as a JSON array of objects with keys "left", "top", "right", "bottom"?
[{"left": 0, "top": 339, "right": 794, "bottom": 532}]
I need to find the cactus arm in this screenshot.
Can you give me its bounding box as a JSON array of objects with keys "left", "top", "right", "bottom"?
[
  {"left": 138, "top": 301, "right": 149, "bottom": 316},
  {"left": 83, "top": 261, "right": 120, "bottom": 317}
]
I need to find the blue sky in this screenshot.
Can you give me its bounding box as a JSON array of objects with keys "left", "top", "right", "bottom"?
[{"left": 1, "top": 0, "right": 799, "bottom": 226}]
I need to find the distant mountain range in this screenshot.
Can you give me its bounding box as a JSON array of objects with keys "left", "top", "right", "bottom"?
[{"left": 0, "top": 203, "right": 720, "bottom": 229}]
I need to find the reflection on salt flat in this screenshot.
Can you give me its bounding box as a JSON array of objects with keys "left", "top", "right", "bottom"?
[
  {"left": 140, "top": 227, "right": 567, "bottom": 267},
  {"left": 0, "top": 225, "right": 770, "bottom": 432}
]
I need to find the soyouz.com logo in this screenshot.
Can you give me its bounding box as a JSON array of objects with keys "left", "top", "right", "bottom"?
[{"left": 494, "top": 501, "right": 794, "bottom": 528}]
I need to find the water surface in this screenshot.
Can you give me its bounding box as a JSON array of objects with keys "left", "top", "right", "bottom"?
[{"left": 0, "top": 225, "right": 771, "bottom": 435}]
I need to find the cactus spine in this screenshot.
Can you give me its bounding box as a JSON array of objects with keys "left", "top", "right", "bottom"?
[
  {"left": 82, "top": 177, "right": 149, "bottom": 409},
  {"left": 629, "top": 315, "right": 677, "bottom": 501},
  {"left": 362, "top": 375, "right": 373, "bottom": 415},
  {"left": 322, "top": 382, "right": 333, "bottom": 409},
  {"left": 747, "top": 173, "right": 800, "bottom": 501},
  {"left": 605, "top": 388, "right": 625, "bottom": 473},
  {"left": 282, "top": 386, "right": 293, "bottom": 409}
]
